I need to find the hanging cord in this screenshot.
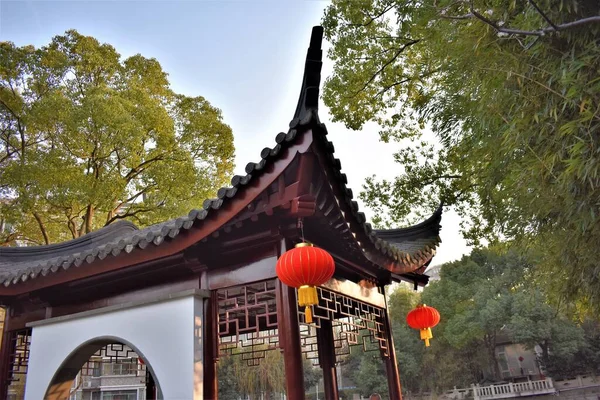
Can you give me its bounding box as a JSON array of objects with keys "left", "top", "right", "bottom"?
[{"left": 297, "top": 217, "right": 305, "bottom": 243}]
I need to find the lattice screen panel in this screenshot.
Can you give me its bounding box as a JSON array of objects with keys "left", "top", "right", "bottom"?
[
  {"left": 299, "top": 286, "right": 389, "bottom": 366},
  {"left": 214, "top": 280, "right": 389, "bottom": 367},
  {"left": 7, "top": 329, "right": 31, "bottom": 383},
  {"left": 217, "top": 279, "right": 280, "bottom": 366},
  {"left": 4, "top": 329, "right": 31, "bottom": 400}
]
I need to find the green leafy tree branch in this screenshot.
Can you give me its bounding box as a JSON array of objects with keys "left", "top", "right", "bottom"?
[{"left": 0, "top": 30, "right": 234, "bottom": 245}]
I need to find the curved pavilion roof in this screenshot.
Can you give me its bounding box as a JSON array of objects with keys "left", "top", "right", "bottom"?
[{"left": 0, "top": 27, "right": 442, "bottom": 290}]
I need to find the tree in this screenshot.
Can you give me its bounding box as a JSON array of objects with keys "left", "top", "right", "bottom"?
[
  {"left": 421, "top": 249, "right": 536, "bottom": 382},
  {"left": 421, "top": 250, "right": 523, "bottom": 382},
  {"left": 303, "top": 361, "right": 322, "bottom": 393},
  {"left": 218, "top": 355, "right": 241, "bottom": 399},
  {"left": 388, "top": 286, "right": 425, "bottom": 393},
  {"left": 218, "top": 347, "right": 321, "bottom": 399},
  {"left": 322, "top": 0, "right": 600, "bottom": 311},
  {"left": 351, "top": 351, "right": 388, "bottom": 396},
  {"left": 420, "top": 248, "right": 599, "bottom": 385},
  {"left": 508, "top": 289, "right": 590, "bottom": 379},
  {"left": 0, "top": 30, "right": 234, "bottom": 245},
  {"left": 231, "top": 350, "right": 286, "bottom": 400},
  {"left": 389, "top": 284, "right": 482, "bottom": 394}
]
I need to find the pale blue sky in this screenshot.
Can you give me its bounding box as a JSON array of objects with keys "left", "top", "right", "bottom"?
[{"left": 0, "top": 0, "right": 470, "bottom": 265}]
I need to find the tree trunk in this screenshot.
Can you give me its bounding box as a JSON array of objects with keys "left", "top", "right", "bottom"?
[
  {"left": 106, "top": 209, "right": 114, "bottom": 225},
  {"left": 541, "top": 341, "right": 549, "bottom": 361},
  {"left": 490, "top": 347, "right": 502, "bottom": 381},
  {"left": 32, "top": 212, "right": 50, "bottom": 245},
  {"left": 484, "top": 334, "right": 501, "bottom": 381},
  {"left": 85, "top": 204, "right": 94, "bottom": 234},
  {"left": 539, "top": 340, "right": 550, "bottom": 371},
  {"left": 78, "top": 205, "right": 94, "bottom": 236},
  {"left": 67, "top": 218, "right": 77, "bottom": 239}
]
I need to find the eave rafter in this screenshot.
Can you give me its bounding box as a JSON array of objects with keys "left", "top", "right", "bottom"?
[{"left": 304, "top": 123, "right": 441, "bottom": 278}]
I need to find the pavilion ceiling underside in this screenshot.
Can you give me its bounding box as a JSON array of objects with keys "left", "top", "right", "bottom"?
[
  {"left": 309, "top": 122, "right": 441, "bottom": 275},
  {"left": 196, "top": 130, "right": 440, "bottom": 281}
]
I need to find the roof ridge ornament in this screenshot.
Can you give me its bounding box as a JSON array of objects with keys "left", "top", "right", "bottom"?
[{"left": 292, "top": 26, "right": 323, "bottom": 123}]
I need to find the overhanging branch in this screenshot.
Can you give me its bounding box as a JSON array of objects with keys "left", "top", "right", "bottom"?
[
  {"left": 527, "top": 0, "right": 558, "bottom": 30},
  {"left": 349, "top": 4, "right": 395, "bottom": 28},
  {"left": 468, "top": 0, "right": 600, "bottom": 37},
  {"left": 350, "top": 39, "right": 420, "bottom": 98}
]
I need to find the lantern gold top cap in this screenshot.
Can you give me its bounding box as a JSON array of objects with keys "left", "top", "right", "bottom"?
[{"left": 295, "top": 242, "right": 314, "bottom": 248}]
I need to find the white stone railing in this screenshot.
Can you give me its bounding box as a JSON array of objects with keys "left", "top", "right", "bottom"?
[
  {"left": 472, "top": 378, "right": 556, "bottom": 400},
  {"left": 404, "top": 375, "right": 600, "bottom": 400}
]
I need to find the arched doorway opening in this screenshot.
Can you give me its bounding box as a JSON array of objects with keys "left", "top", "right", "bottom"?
[{"left": 43, "top": 338, "right": 163, "bottom": 400}]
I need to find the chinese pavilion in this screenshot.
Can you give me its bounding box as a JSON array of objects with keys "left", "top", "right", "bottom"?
[{"left": 0, "top": 27, "right": 442, "bottom": 400}]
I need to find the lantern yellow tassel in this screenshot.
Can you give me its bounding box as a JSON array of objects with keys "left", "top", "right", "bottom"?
[
  {"left": 304, "top": 306, "right": 313, "bottom": 323},
  {"left": 420, "top": 328, "right": 433, "bottom": 347},
  {"left": 298, "top": 285, "right": 318, "bottom": 323}
]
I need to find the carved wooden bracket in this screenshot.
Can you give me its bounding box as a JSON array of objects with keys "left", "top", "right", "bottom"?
[{"left": 289, "top": 195, "right": 316, "bottom": 217}]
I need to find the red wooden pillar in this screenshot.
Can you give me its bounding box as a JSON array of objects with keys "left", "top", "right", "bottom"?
[
  {"left": 316, "top": 318, "right": 339, "bottom": 400},
  {"left": 277, "top": 239, "right": 305, "bottom": 400},
  {"left": 382, "top": 287, "right": 403, "bottom": 400},
  {"left": 278, "top": 280, "right": 305, "bottom": 400},
  {"left": 202, "top": 274, "right": 218, "bottom": 399}
]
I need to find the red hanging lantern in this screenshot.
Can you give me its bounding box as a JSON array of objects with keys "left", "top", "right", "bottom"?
[
  {"left": 406, "top": 304, "right": 441, "bottom": 347},
  {"left": 276, "top": 242, "right": 335, "bottom": 323}
]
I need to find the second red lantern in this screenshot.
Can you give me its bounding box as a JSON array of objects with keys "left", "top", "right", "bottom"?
[
  {"left": 276, "top": 242, "right": 335, "bottom": 323},
  {"left": 406, "top": 304, "right": 441, "bottom": 347}
]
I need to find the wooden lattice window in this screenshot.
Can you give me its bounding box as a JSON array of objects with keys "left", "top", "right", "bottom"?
[
  {"left": 217, "top": 279, "right": 279, "bottom": 366},
  {"left": 300, "top": 286, "right": 389, "bottom": 366}
]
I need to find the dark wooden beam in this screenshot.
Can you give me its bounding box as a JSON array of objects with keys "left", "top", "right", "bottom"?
[
  {"left": 226, "top": 181, "right": 302, "bottom": 224},
  {"left": 207, "top": 255, "right": 277, "bottom": 290},
  {"left": 5, "top": 308, "right": 45, "bottom": 331},
  {"left": 295, "top": 151, "right": 317, "bottom": 196},
  {"left": 276, "top": 238, "right": 305, "bottom": 400},
  {"left": 328, "top": 251, "right": 382, "bottom": 283},
  {"left": 218, "top": 230, "right": 275, "bottom": 249},
  {"left": 321, "top": 278, "right": 385, "bottom": 308},
  {"left": 5, "top": 278, "right": 200, "bottom": 329},
  {"left": 62, "top": 254, "right": 186, "bottom": 289}
]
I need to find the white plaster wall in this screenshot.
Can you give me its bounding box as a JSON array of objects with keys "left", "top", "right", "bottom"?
[
  {"left": 24, "top": 294, "right": 205, "bottom": 400},
  {"left": 193, "top": 296, "right": 204, "bottom": 399}
]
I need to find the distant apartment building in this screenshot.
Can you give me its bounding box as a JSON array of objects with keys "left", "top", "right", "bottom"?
[
  {"left": 422, "top": 266, "right": 543, "bottom": 383},
  {"left": 494, "top": 334, "right": 543, "bottom": 381},
  {"left": 68, "top": 348, "right": 147, "bottom": 400},
  {"left": 425, "top": 264, "right": 442, "bottom": 282},
  {"left": 1, "top": 335, "right": 150, "bottom": 400}
]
